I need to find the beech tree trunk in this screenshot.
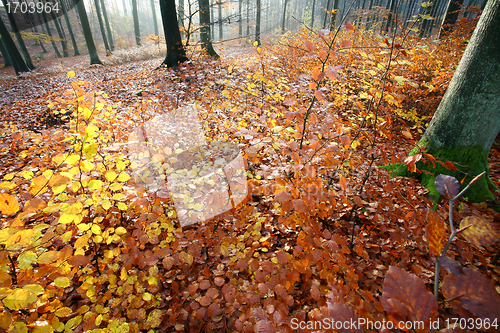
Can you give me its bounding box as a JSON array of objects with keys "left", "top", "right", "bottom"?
[
  {"left": 255, "top": 0, "right": 261, "bottom": 44},
  {"left": 0, "top": 16, "right": 29, "bottom": 74},
  {"left": 76, "top": 0, "right": 103, "bottom": 65},
  {"left": 132, "top": 0, "right": 141, "bottom": 46},
  {"left": 392, "top": 0, "right": 500, "bottom": 202},
  {"left": 199, "top": 0, "right": 219, "bottom": 57},
  {"left": 160, "top": 0, "right": 187, "bottom": 67}
]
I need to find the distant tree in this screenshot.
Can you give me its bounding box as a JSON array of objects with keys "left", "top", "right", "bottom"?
[
  {"left": 160, "top": 0, "right": 187, "bottom": 67},
  {"left": 0, "top": 16, "right": 30, "bottom": 74},
  {"left": 311, "top": 0, "right": 317, "bottom": 26},
  {"left": 218, "top": 0, "right": 223, "bottom": 40},
  {"left": 93, "top": 0, "right": 111, "bottom": 53},
  {"left": 39, "top": 6, "right": 62, "bottom": 58},
  {"left": 239, "top": 0, "right": 242, "bottom": 36},
  {"left": 1, "top": 0, "right": 35, "bottom": 69},
  {"left": 282, "top": 0, "right": 289, "bottom": 31},
  {"left": 48, "top": 6, "right": 69, "bottom": 57},
  {"left": 100, "top": 0, "right": 115, "bottom": 50},
  {"left": 76, "top": 0, "right": 103, "bottom": 65},
  {"left": 388, "top": 0, "right": 500, "bottom": 203},
  {"left": 60, "top": 0, "right": 81, "bottom": 56},
  {"left": 199, "top": 0, "right": 219, "bottom": 57},
  {"left": 178, "top": 0, "right": 185, "bottom": 32},
  {"left": 132, "top": 0, "right": 141, "bottom": 46},
  {"left": 151, "top": 0, "right": 159, "bottom": 37},
  {"left": 255, "top": 0, "right": 261, "bottom": 44}
]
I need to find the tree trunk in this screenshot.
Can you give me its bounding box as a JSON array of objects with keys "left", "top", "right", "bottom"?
[
  {"left": 0, "top": 16, "right": 30, "bottom": 74},
  {"left": 390, "top": 0, "right": 500, "bottom": 203},
  {"left": 199, "top": 0, "right": 219, "bottom": 57},
  {"left": 0, "top": 38, "right": 12, "bottom": 67},
  {"left": 178, "top": 0, "right": 185, "bottom": 32},
  {"left": 61, "top": 0, "right": 81, "bottom": 56},
  {"left": 49, "top": 8, "right": 69, "bottom": 57},
  {"left": 132, "top": 0, "right": 141, "bottom": 46},
  {"left": 282, "top": 0, "right": 289, "bottom": 31},
  {"left": 1, "top": 0, "right": 35, "bottom": 69},
  {"left": 246, "top": 0, "right": 250, "bottom": 36},
  {"left": 255, "top": 0, "right": 261, "bottom": 44},
  {"left": 40, "top": 9, "right": 62, "bottom": 58},
  {"left": 311, "top": 0, "right": 317, "bottom": 26},
  {"left": 442, "top": 0, "right": 465, "bottom": 34},
  {"left": 101, "top": 0, "right": 115, "bottom": 50},
  {"left": 76, "top": 0, "right": 103, "bottom": 65},
  {"left": 239, "top": 0, "right": 243, "bottom": 36},
  {"left": 218, "top": 0, "right": 223, "bottom": 40},
  {"left": 160, "top": 0, "right": 187, "bottom": 67}
]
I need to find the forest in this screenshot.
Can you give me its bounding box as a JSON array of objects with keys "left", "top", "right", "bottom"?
[{"left": 0, "top": 0, "right": 499, "bottom": 332}]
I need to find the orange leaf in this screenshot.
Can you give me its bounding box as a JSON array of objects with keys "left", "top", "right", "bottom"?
[
  {"left": 275, "top": 191, "right": 293, "bottom": 202},
  {"left": 304, "top": 39, "right": 314, "bottom": 51},
  {"left": 460, "top": 216, "right": 498, "bottom": 247},
  {"left": 340, "top": 40, "right": 352, "bottom": 48},
  {"left": 426, "top": 210, "right": 446, "bottom": 256},
  {"left": 0, "top": 193, "right": 20, "bottom": 215},
  {"left": 314, "top": 90, "right": 324, "bottom": 101},
  {"left": 339, "top": 175, "right": 347, "bottom": 192}
]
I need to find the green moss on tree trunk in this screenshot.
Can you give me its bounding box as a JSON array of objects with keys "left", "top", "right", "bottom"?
[{"left": 382, "top": 139, "right": 498, "bottom": 202}]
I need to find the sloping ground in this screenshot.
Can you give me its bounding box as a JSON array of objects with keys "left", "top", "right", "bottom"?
[{"left": 0, "top": 33, "right": 499, "bottom": 332}]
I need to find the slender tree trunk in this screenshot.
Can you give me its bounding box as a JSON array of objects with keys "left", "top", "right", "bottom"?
[
  {"left": 49, "top": 8, "right": 69, "bottom": 57},
  {"left": 0, "top": 16, "right": 29, "bottom": 74},
  {"left": 1, "top": 0, "right": 35, "bottom": 69},
  {"left": 101, "top": 0, "right": 115, "bottom": 50},
  {"left": 160, "top": 0, "right": 187, "bottom": 67},
  {"left": 282, "top": 0, "right": 289, "bottom": 31},
  {"left": 442, "top": 0, "right": 465, "bottom": 34},
  {"left": 391, "top": 0, "right": 500, "bottom": 203},
  {"left": 246, "top": 0, "right": 250, "bottom": 36},
  {"left": 311, "top": 0, "right": 317, "bottom": 26},
  {"left": 93, "top": 0, "right": 111, "bottom": 53},
  {"left": 151, "top": 0, "right": 159, "bottom": 37},
  {"left": 178, "top": 0, "right": 185, "bottom": 32},
  {"left": 132, "top": 0, "right": 141, "bottom": 45},
  {"left": 239, "top": 0, "right": 243, "bottom": 36},
  {"left": 211, "top": 0, "right": 215, "bottom": 40},
  {"left": 218, "top": 0, "right": 223, "bottom": 40},
  {"left": 40, "top": 10, "right": 62, "bottom": 58},
  {"left": 331, "top": 0, "right": 339, "bottom": 27},
  {"left": 60, "top": 0, "right": 81, "bottom": 55},
  {"left": 76, "top": 0, "right": 103, "bottom": 65},
  {"left": 199, "top": 0, "right": 219, "bottom": 57},
  {"left": 255, "top": 0, "right": 261, "bottom": 44}
]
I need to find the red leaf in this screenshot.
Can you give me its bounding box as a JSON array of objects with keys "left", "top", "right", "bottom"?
[
  {"left": 340, "top": 40, "right": 353, "bottom": 48},
  {"left": 275, "top": 191, "right": 293, "bottom": 202},
  {"left": 382, "top": 266, "right": 438, "bottom": 326},
  {"left": 304, "top": 39, "right": 314, "bottom": 51},
  {"left": 283, "top": 98, "right": 297, "bottom": 106},
  {"left": 326, "top": 66, "right": 339, "bottom": 80},
  {"left": 344, "top": 21, "right": 354, "bottom": 31}
]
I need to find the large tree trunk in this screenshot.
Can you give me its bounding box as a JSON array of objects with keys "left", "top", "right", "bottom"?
[
  {"left": 1, "top": 0, "right": 35, "bottom": 69},
  {"left": 160, "top": 0, "right": 188, "bottom": 67},
  {"left": 199, "top": 0, "right": 219, "bottom": 57},
  {"left": 76, "top": 0, "right": 103, "bottom": 65},
  {"left": 391, "top": 0, "right": 500, "bottom": 202},
  {"left": 0, "top": 16, "right": 29, "bottom": 74}
]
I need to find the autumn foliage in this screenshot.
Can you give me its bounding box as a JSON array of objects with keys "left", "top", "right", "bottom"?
[{"left": 0, "top": 18, "right": 499, "bottom": 333}]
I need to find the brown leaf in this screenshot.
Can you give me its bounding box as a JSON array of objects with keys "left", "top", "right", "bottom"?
[
  {"left": 382, "top": 266, "right": 438, "bottom": 327},
  {"left": 443, "top": 267, "right": 500, "bottom": 320},
  {"left": 460, "top": 216, "right": 498, "bottom": 247},
  {"left": 275, "top": 191, "right": 292, "bottom": 203},
  {"left": 426, "top": 209, "right": 447, "bottom": 256}
]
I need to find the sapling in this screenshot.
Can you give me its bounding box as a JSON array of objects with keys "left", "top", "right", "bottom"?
[{"left": 433, "top": 172, "right": 484, "bottom": 301}]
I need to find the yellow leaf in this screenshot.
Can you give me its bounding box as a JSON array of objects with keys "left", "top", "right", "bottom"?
[
  {"left": 29, "top": 175, "right": 48, "bottom": 195},
  {"left": 113, "top": 227, "right": 126, "bottom": 237},
  {"left": 55, "top": 307, "right": 73, "bottom": 317},
  {"left": 116, "top": 161, "right": 126, "bottom": 171},
  {"left": 22, "top": 170, "right": 34, "bottom": 179},
  {"left": 59, "top": 214, "right": 76, "bottom": 224},
  {"left": 117, "top": 173, "right": 131, "bottom": 182},
  {"left": 117, "top": 202, "right": 127, "bottom": 210},
  {"left": 77, "top": 223, "right": 90, "bottom": 231},
  {"left": 95, "top": 103, "right": 104, "bottom": 111},
  {"left": 83, "top": 144, "right": 98, "bottom": 159},
  {"left": 54, "top": 277, "right": 71, "bottom": 288},
  {"left": 84, "top": 107, "right": 92, "bottom": 119},
  {"left": 4, "top": 172, "right": 15, "bottom": 180},
  {"left": 88, "top": 180, "right": 103, "bottom": 190},
  {"left": 101, "top": 200, "right": 112, "bottom": 210},
  {"left": 4, "top": 288, "right": 38, "bottom": 310},
  {"left": 0, "top": 193, "right": 20, "bottom": 215},
  {"left": 91, "top": 224, "right": 101, "bottom": 235},
  {"left": 105, "top": 170, "right": 117, "bottom": 182},
  {"left": 0, "top": 182, "right": 16, "bottom": 190},
  {"left": 112, "top": 193, "right": 125, "bottom": 200},
  {"left": 109, "top": 183, "right": 122, "bottom": 191},
  {"left": 66, "top": 154, "right": 80, "bottom": 166},
  {"left": 80, "top": 160, "right": 94, "bottom": 172},
  {"left": 38, "top": 251, "right": 60, "bottom": 264},
  {"left": 142, "top": 292, "right": 153, "bottom": 301},
  {"left": 67, "top": 71, "right": 75, "bottom": 78}
]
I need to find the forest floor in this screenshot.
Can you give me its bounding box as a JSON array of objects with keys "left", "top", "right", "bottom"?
[{"left": 1, "top": 30, "right": 500, "bottom": 332}]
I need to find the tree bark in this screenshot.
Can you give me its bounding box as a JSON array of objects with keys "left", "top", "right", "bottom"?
[
  {"left": 0, "top": 16, "right": 30, "bottom": 74},
  {"left": 0, "top": 38, "right": 12, "bottom": 67},
  {"left": 218, "top": 0, "right": 223, "bottom": 40},
  {"left": 282, "top": 0, "right": 288, "bottom": 31},
  {"left": 61, "top": 0, "right": 81, "bottom": 55},
  {"left": 101, "top": 0, "right": 115, "bottom": 50},
  {"left": 76, "top": 0, "right": 103, "bottom": 65},
  {"left": 199, "top": 0, "right": 219, "bottom": 57},
  {"left": 389, "top": 0, "right": 500, "bottom": 202},
  {"left": 255, "top": 0, "right": 261, "bottom": 44},
  {"left": 132, "top": 0, "right": 141, "bottom": 46},
  {"left": 160, "top": 0, "right": 187, "bottom": 67}
]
